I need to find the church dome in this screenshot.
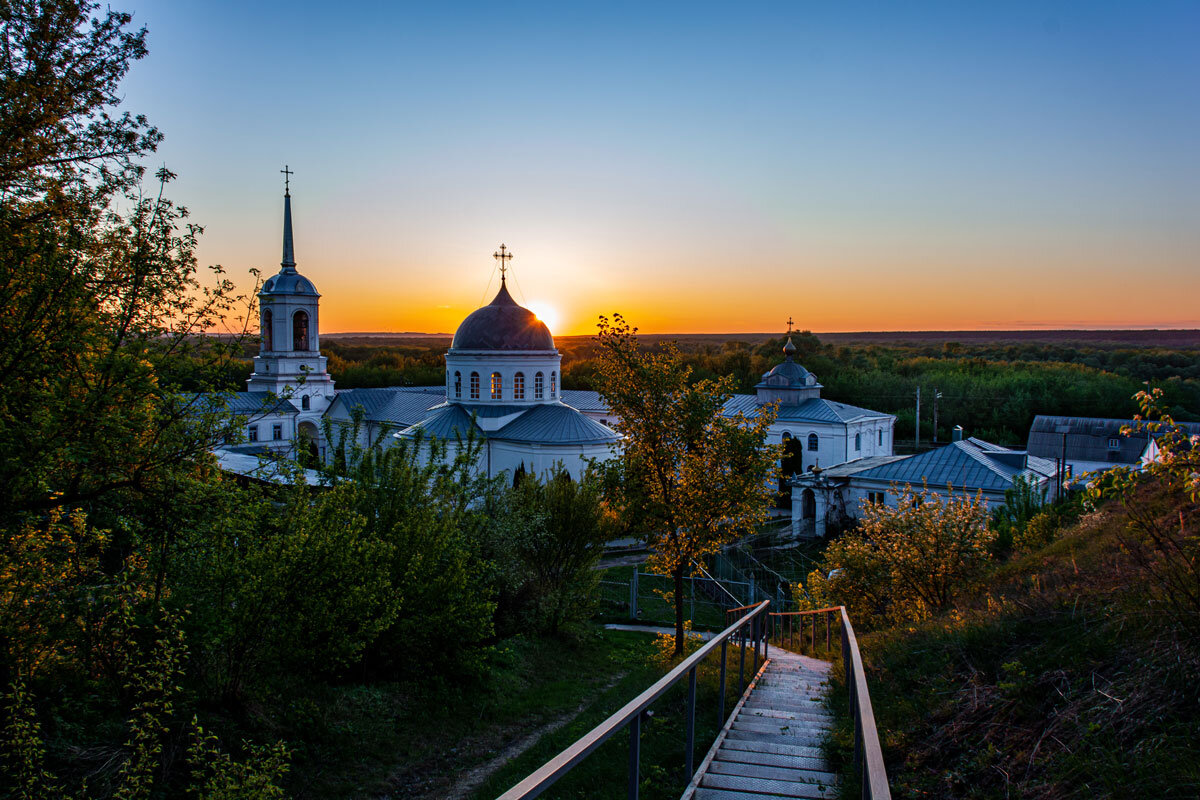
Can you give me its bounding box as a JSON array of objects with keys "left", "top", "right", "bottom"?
[
  {"left": 261, "top": 268, "right": 319, "bottom": 297},
  {"left": 451, "top": 283, "right": 554, "bottom": 351}
]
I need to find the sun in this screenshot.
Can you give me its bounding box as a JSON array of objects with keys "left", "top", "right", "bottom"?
[{"left": 525, "top": 301, "right": 560, "bottom": 332}]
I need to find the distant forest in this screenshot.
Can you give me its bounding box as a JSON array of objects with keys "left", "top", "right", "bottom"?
[{"left": 215, "top": 330, "right": 1200, "bottom": 448}]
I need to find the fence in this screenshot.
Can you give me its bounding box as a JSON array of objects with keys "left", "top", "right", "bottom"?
[
  {"left": 497, "top": 601, "right": 772, "bottom": 800},
  {"left": 596, "top": 569, "right": 787, "bottom": 630}
]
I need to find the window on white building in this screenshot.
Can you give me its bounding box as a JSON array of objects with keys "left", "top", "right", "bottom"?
[
  {"left": 807, "top": 433, "right": 818, "bottom": 451},
  {"left": 491, "top": 372, "right": 502, "bottom": 400},
  {"left": 454, "top": 371, "right": 461, "bottom": 399},
  {"left": 854, "top": 433, "right": 861, "bottom": 451},
  {"left": 247, "top": 425, "right": 258, "bottom": 443},
  {"left": 1107, "top": 437, "right": 1120, "bottom": 449},
  {"left": 514, "top": 372, "right": 525, "bottom": 400},
  {"left": 550, "top": 371, "right": 557, "bottom": 397},
  {"left": 878, "top": 429, "right": 883, "bottom": 446},
  {"left": 301, "top": 395, "right": 310, "bottom": 411},
  {"left": 867, "top": 491, "right": 886, "bottom": 505},
  {"left": 535, "top": 372, "right": 544, "bottom": 399},
  {"left": 272, "top": 423, "right": 283, "bottom": 440},
  {"left": 470, "top": 372, "right": 480, "bottom": 400}
]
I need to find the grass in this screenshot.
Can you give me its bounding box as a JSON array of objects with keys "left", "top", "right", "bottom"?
[
  {"left": 472, "top": 633, "right": 755, "bottom": 800},
  {"left": 239, "top": 628, "right": 656, "bottom": 798},
  {"left": 823, "top": 500, "right": 1200, "bottom": 799}
]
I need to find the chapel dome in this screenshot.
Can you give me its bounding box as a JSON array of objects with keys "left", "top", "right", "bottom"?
[
  {"left": 261, "top": 267, "right": 319, "bottom": 297},
  {"left": 451, "top": 283, "right": 555, "bottom": 351},
  {"left": 755, "top": 337, "right": 818, "bottom": 389}
]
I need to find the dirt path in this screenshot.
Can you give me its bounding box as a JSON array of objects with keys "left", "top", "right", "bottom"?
[{"left": 439, "top": 673, "right": 627, "bottom": 800}]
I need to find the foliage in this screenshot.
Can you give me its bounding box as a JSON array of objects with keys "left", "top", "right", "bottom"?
[
  {"left": 486, "top": 467, "right": 613, "bottom": 636},
  {"left": 1090, "top": 388, "right": 1200, "bottom": 635},
  {"left": 592, "top": 314, "right": 779, "bottom": 654},
  {"left": 805, "top": 485, "right": 993, "bottom": 624},
  {"left": 187, "top": 719, "right": 290, "bottom": 800},
  {"left": 319, "top": 411, "right": 497, "bottom": 678},
  {"left": 990, "top": 475, "right": 1048, "bottom": 554}
]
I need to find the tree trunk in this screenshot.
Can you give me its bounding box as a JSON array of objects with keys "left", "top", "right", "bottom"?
[{"left": 673, "top": 565, "right": 686, "bottom": 656}]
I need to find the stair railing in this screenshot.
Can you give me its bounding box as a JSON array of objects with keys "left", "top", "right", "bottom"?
[
  {"left": 497, "top": 600, "right": 771, "bottom": 800},
  {"left": 769, "top": 607, "right": 892, "bottom": 800}
]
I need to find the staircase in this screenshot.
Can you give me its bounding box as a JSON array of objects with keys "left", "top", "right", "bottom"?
[{"left": 682, "top": 647, "right": 838, "bottom": 799}]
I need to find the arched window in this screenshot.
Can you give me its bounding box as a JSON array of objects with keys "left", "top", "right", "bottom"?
[
  {"left": 534, "top": 372, "right": 544, "bottom": 399},
  {"left": 854, "top": 432, "right": 861, "bottom": 451},
  {"left": 261, "top": 309, "right": 273, "bottom": 351},
  {"left": 878, "top": 429, "right": 883, "bottom": 446},
  {"left": 514, "top": 372, "right": 525, "bottom": 400},
  {"left": 292, "top": 309, "right": 309, "bottom": 351},
  {"left": 807, "top": 433, "right": 819, "bottom": 451},
  {"left": 301, "top": 395, "right": 310, "bottom": 411},
  {"left": 470, "top": 372, "right": 480, "bottom": 400},
  {"left": 550, "top": 371, "right": 557, "bottom": 397},
  {"left": 491, "top": 372, "right": 502, "bottom": 400},
  {"left": 454, "top": 371, "right": 462, "bottom": 399}
]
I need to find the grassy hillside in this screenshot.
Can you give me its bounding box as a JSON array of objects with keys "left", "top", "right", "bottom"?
[{"left": 843, "top": 495, "right": 1200, "bottom": 798}]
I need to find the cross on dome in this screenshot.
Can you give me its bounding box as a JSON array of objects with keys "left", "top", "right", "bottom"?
[
  {"left": 786, "top": 315, "right": 793, "bottom": 335},
  {"left": 493, "top": 243, "right": 513, "bottom": 284},
  {"left": 280, "top": 164, "right": 293, "bottom": 195}
]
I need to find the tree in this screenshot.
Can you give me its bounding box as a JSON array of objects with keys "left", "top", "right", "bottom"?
[
  {"left": 805, "top": 485, "right": 993, "bottom": 624},
  {"left": 593, "top": 315, "right": 779, "bottom": 655}
]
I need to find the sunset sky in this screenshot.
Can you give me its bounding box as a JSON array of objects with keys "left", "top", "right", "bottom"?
[{"left": 120, "top": 1, "right": 1200, "bottom": 336}]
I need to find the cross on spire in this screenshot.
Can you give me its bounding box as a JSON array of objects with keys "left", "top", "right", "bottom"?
[
  {"left": 280, "top": 164, "right": 294, "bottom": 195},
  {"left": 786, "top": 316, "right": 793, "bottom": 335},
  {"left": 493, "top": 243, "right": 513, "bottom": 284}
]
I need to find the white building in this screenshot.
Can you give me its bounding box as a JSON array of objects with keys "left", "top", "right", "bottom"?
[{"left": 791, "top": 433, "right": 1057, "bottom": 537}]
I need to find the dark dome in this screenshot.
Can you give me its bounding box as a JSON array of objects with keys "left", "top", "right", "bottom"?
[
  {"left": 261, "top": 267, "right": 318, "bottom": 296},
  {"left": 451, "top": 283, "right": 554, "bottom": 351}
]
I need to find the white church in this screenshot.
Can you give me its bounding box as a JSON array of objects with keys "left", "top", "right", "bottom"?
[{"left": 212, "top": 184, "right": 896, "bottom": 504}]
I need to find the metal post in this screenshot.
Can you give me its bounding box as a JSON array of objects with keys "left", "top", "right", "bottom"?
[
  {"left": 628, "top": 713, "right": 640, "bottom": 800},
  {"left": 630, "top": 571, "right": 639, "bottom": 620},
  {"left": 737, "top": 624, "right": 746, "bottom": 697},
  {"left": 764, "top": 615, "right": 769, "bottom": 660},
  {"left": 685, "top": 667, "right": 697, "bottom": 780},
  {"left": 752, "top": 617, "right": 759, "bottom": 676},
  {"left": 718, "top": 638, "right": 728, "bottom": 724}
]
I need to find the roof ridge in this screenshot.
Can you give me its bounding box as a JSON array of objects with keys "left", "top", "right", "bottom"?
[{"left": 954, "top": 439, "right": 1015, "bottom": 482}]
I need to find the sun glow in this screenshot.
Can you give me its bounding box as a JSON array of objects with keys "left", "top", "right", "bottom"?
[{"left": 525, "top": 301, "right": 560, "bottom": 333}]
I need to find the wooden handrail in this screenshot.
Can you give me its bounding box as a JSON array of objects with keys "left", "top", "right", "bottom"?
[
  {"left": 838, "top": 606, "right": 891, "bottom": 800},
  {"left": 768, "top": 605, "right": 843, "bottom": 616},
  {"left": 497, "top": 600, "right": 771, "bottom": 800},
  {"left": 724, "top": 602, "right": 760, "bottom": 615}
]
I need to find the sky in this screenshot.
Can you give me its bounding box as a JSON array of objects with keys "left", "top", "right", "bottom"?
[{"left": 118, "top": 1, "right": 1200, "bottom": 335}]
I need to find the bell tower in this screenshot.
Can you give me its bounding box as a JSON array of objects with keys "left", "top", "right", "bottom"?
[{"left": 246, "top": 170, "right": 335, "bottom": 420}]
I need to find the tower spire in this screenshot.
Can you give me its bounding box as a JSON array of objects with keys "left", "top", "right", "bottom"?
[{"left": 280, "top": 166, "right": 295, "bottom": 271}]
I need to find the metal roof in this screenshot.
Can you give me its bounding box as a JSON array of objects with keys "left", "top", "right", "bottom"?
[
  {"left": 723, "top": 394, "right": 892, "bottom": 424},
  {"left": 213, "top": 446, "right": 323, "bottom": 486},
  {"left": 1026, "top": 414, "right": 1200, "bottom": 465},
  {"left": 559, "top": 389, "right": 609, "bottom": 413},
  {"left": 330, "top": 387, "right": 445, "bottom": 427},
  {"left": 400, "top": 404, "right": 479, "bottom": 440},
  {"left": 833, "top": 438, "right": 1054, "bottom": 492},
  {"left": 187, "top": 391, "right": 298, "bottom": 416},
  {"left": 490, "top": 403, "right": 621, "bottom": 445},
  {"left": 450, "top": 283, "right": 555, "bottom": 351}
]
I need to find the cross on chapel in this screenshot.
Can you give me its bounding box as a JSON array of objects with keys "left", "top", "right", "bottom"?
[
  {"left": 280, "top": 165, "right": 293, "bottom": 195},
  {"left": 494, "top": 243, "right": 513, "bottom": 283},
  {"left": 787, "top": 316, "right": 793, "bottom": 335}
]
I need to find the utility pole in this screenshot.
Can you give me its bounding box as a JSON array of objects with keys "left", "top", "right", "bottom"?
[
  {"left": 915, "top": 386, "right": 921, "bottom": 450},
  {"left": 932, "top": 389, "right": 942, "bottom": 444}
]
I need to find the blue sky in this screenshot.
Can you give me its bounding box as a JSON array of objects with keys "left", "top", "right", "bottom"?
[{"left": 119, "top": 1, "right": 1200, "bottom": 333}]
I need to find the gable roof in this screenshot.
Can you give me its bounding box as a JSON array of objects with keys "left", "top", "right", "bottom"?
[
  {"left": 723, "top": 394, "right": 893, "bottom": 424},
  {"left": 186, "top": 391, "right": 299, "bottom": 417},
  {"left": 329, "top": 387, "right": 445, "bottom": 427},
  {"left": 1027, "top": 415, "right": 1200, "bottom": 465},
  {"left": 831, "top": 438, "right": 1054, "bottom": 493}
]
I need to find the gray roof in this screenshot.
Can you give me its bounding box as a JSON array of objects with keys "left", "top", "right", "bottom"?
[
  {"left": 213, "top": 447, "right": 323, "bottom": 486},
  {"left": 398, "top": 401, "right": 620, "bottom": 446},
  {"left": 188, "top": 391, "right": 298, "bottom": 416},
  {"left": 1026, "top": 415, "right": 1200, "bottom": 465},
  {"left": 829, "top": 438, "right": 1054, "bottom": 493},
  {"left": 723, "top": 394, "right": 892, "bottom": 424},
  {"left": 560, "top": 389, "right": 609, "bottom": 414},
  {"left": 330, "top": 387, "right": 445, "bottom": 427},
  {"left": 490, "top": 403, "right": 621, "bottom": 445},
  {"left": 261, "top": 266, "right": 318, "bottom": 297},
  {"left": 450, "top": 282, "right": 555, "bottom": 351}
]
